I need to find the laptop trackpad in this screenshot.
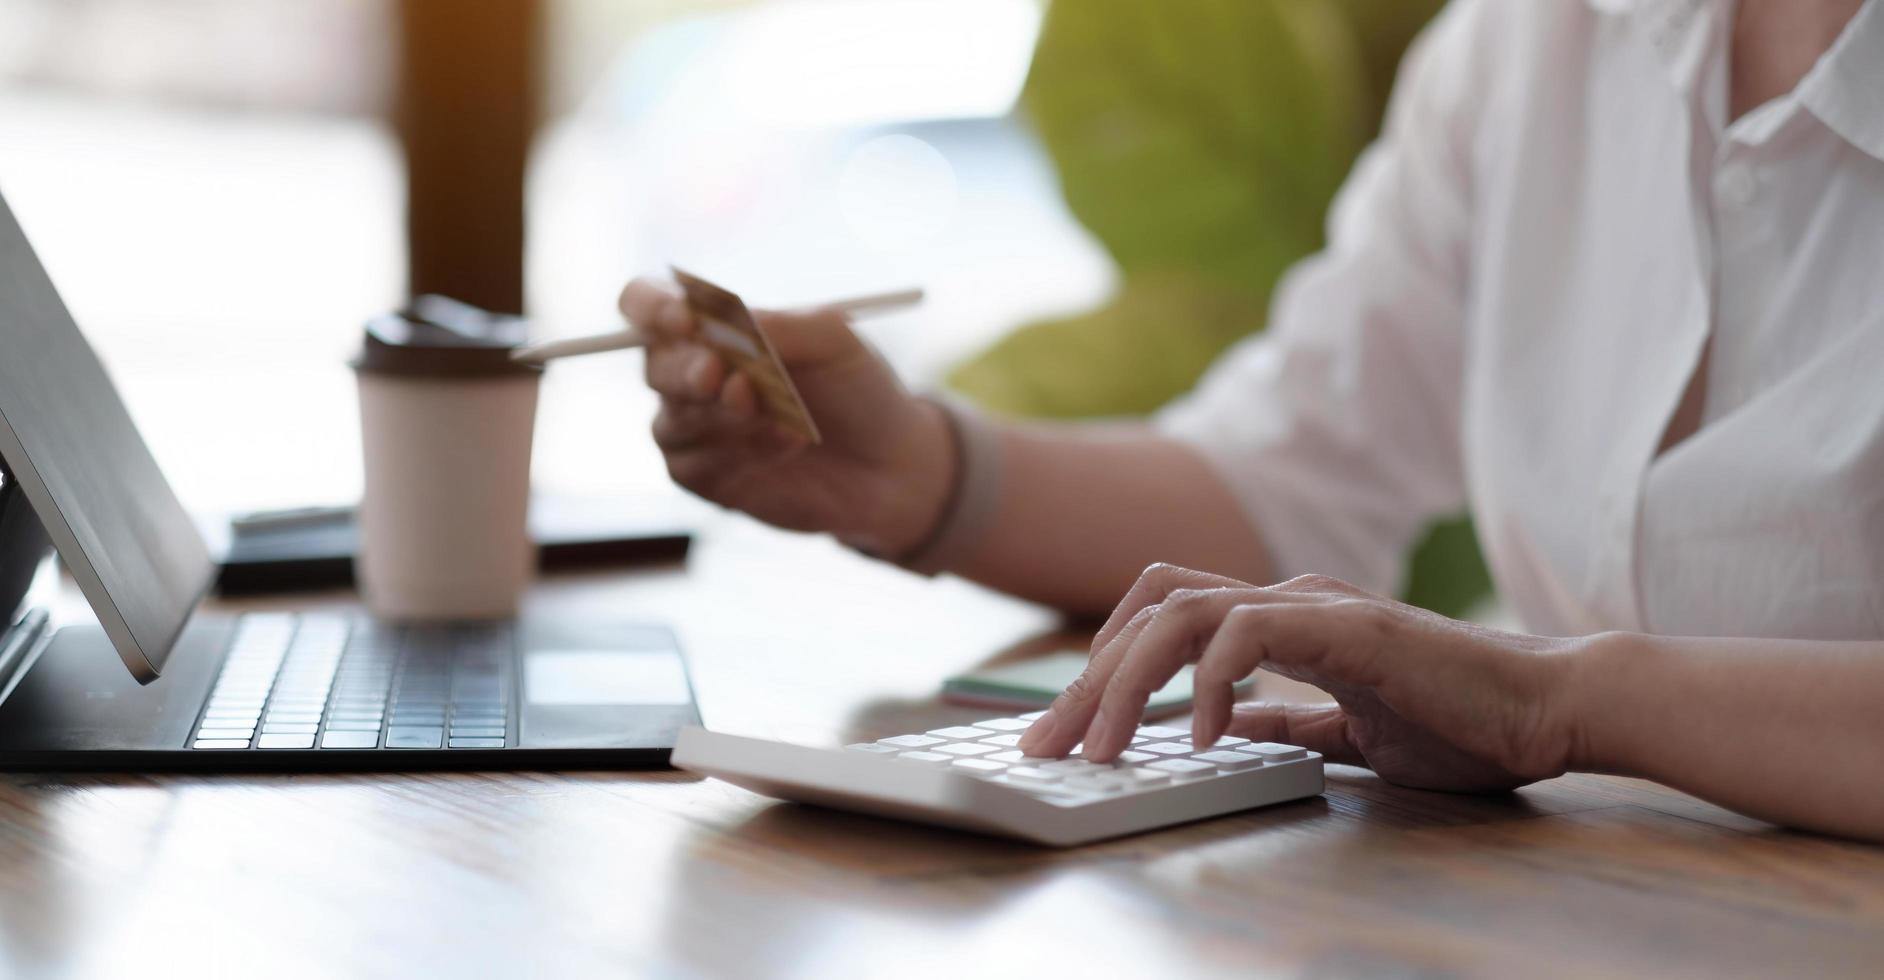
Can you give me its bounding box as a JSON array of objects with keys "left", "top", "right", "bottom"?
[{"left": 518, "top": 648, "right": 698, "bottom": 749}]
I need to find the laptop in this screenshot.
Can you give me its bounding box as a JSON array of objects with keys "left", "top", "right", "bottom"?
[{"left": 0, "top": 189, "right": 700, "bottom": 770}]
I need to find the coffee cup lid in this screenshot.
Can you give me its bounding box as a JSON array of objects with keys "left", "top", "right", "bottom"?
[{"left": 353, "top": 295, "right": 542, "bottom": 378}]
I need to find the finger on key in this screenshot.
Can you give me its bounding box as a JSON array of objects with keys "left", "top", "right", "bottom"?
[
  {"left": 1192, "top": 599, "right": 1352, "bottom": 748},
  {"left": 1018, "top": 605, "right": 1159, "bottom": 758},
  {"left": 1082, "top": 587, "right": 1264, "bottom": 760},
  {"left": 1189, "top": 601, "right": 1276, "bottom": 748}
]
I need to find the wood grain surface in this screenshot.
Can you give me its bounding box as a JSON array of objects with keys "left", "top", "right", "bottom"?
[{"left": 3, "top": 520, "right": 1881, "bottom": 979}]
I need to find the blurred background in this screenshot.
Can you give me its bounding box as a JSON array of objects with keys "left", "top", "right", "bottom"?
[{"left": 0, "top": 0, "right": 1486, "bottom": 613}]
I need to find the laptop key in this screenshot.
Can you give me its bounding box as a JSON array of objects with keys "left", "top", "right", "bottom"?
[
  {"left": 193, "top": 739, "right": 250, "bottom": 750},
  {"left": 320, "top": 732, "right": 380, "bottom": 749},
  {"left": 257, "top": 733, "right": 315, "bottom": 749},
  {"left": 261, "top": 723, "right": 319, "bottom": 734},
  {"left": 195, "top": 729, "right": 255, "bottom": 740},
  {"left": 448, "top": 727, "right": 506, "bottom": 738},
  {"left": 447, "top": 738, "right": 506, "bottom": 749},
  {"left": 385, "top": 726, "right": 443, "bottom": 749}
]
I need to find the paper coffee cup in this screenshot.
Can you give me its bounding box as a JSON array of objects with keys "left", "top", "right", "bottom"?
[{"left": 352, "top": 299, "right": 542, "bottom": 620}]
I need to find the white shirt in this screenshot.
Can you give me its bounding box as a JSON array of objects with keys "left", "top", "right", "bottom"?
[{"left": 1158, "top": 0, "right": 1884, "bottom": 639}]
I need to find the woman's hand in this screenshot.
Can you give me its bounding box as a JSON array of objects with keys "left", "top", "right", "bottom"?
[
  {"left": 621, "top": 277, "right": 954, "bottom": 557},
  {"left": 1018, "top": 565, "right": 1584, "bottom": 792}
]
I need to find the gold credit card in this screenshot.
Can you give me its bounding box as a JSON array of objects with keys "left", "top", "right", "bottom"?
[{"left": 671, "top": 267, "right": 821, "bottom": 444}]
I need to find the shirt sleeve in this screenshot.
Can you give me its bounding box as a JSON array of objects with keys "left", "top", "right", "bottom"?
[{"left": 1155, "top": 0, "right": 1488, "bottom": 596}]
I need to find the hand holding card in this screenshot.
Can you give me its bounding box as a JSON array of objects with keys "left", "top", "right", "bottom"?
[
  {"left": 512, "top": 272, "right": 921, "bottom": 450},
  {"left": 620, "top": 271, "right": 957, "bottom": 563},
  {"left": 670, "top": 268, "right": 824, "bottom": 444}
]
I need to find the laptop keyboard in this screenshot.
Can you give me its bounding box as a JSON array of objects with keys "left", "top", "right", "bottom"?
[{"left": 190, "top": 613, "right": 514, "bottom": 750}]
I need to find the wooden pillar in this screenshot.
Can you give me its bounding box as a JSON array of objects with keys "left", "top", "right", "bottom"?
[{"left": 394, "top": 0, "right": 541, "bottom": 314}]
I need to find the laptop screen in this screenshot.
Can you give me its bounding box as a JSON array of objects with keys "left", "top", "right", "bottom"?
[{"left": 0, "top": 191, "right": 213, "bottom": 681}]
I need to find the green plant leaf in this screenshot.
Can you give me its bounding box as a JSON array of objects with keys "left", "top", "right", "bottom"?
[
  {"left": 947, "top": 271, "right": 1266, "bottom": 419},
  {"left": 951, "top": 0, "right": 1486, "bottom": 614},
  {"left": 1020, "top": 0, "right": 1369, "bottom": 295}
]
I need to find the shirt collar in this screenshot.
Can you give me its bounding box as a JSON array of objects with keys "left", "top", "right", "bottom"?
[
  {"left": 1588, "top": 0, "right": 1884, "bottom": 161},
  {"left": 1795, "top": 0, "right": 1884, "bottom": 161}
]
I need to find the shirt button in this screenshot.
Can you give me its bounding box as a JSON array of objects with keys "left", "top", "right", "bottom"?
[{"left": 1716, "top": 162, "right": 1757, "bottom": 207}]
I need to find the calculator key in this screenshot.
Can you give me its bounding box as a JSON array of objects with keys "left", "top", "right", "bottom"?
[
  {"left": 972, "top": 718, "right": 1032, "bottom": 732},
  {"left": 926, "top": 726, "right": 990, "bottom": 740},
  {"left": 1005, "top": 766, "right": 1062, "bottom": 784},
  {"left": 896, "top": 751, "right": 953, "bottom": 766},
  {"left": 321, "top": 732, "right": 380, "bottom": 749},
  {"left": 192, "top": 739, "right": 250, "bottom": 750},
  {"left": 1237, "top": 742, "right": 1308, "bottom": 762},
  {"left": 1147, "top": 758, "right": 1216, "bottom": 779},
  {"left": 878, "top": 734, "right": 944, "bottom": 749},
  {"left": 448, "top": 738, "right": 507, "bottom": 749},
  {"left": 1041, "top": 758, "right": 1108, "bottom": 774},
  {"left": 1018, "top": 710, "right": 1048, "bottom": 721},
  {"left": 385, "top": 726, "right": 443, "bottom": 749},
  {"left": 1140, "top": 741, "right": 1195, "bottom": 756},
  {"left": 951, "top": 758, "right": 1008, "bottom": 774},
  {"left": 847, "top": 743, "right": 901, "bottom": 753},
  {"left": 257, "top": 733, "right": 315, "bottom": 749},
  {"left": 977, "top": 733, "right": 1023, "bottom": 747},
  {"left": 1137, "top": 726, "right": 1187, "bottom": 739},
  {"left": 935, "top": 741, "right": 997, "bottom": 757},
  {"left": 1194, "top": 750, "right": 1265, "bottom": 771}
]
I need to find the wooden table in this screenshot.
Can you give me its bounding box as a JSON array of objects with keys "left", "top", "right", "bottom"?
[{"left": 2, "top": 518, "right": 1881, "bottom": 978}]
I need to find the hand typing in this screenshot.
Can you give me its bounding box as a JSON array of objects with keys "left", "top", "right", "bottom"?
[{"left": 1019, "top": 565, "right": 1583, "bottom": 792}]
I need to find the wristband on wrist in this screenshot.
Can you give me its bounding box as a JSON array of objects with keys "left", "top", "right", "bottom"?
[{"left": 885, "top": 396, "right": 1004, "bottom": 575}]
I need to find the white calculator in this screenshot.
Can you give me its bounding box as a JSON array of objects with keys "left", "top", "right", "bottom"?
[{"left": 672, "top": 712, "right": 1324, "bottom": 846}]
